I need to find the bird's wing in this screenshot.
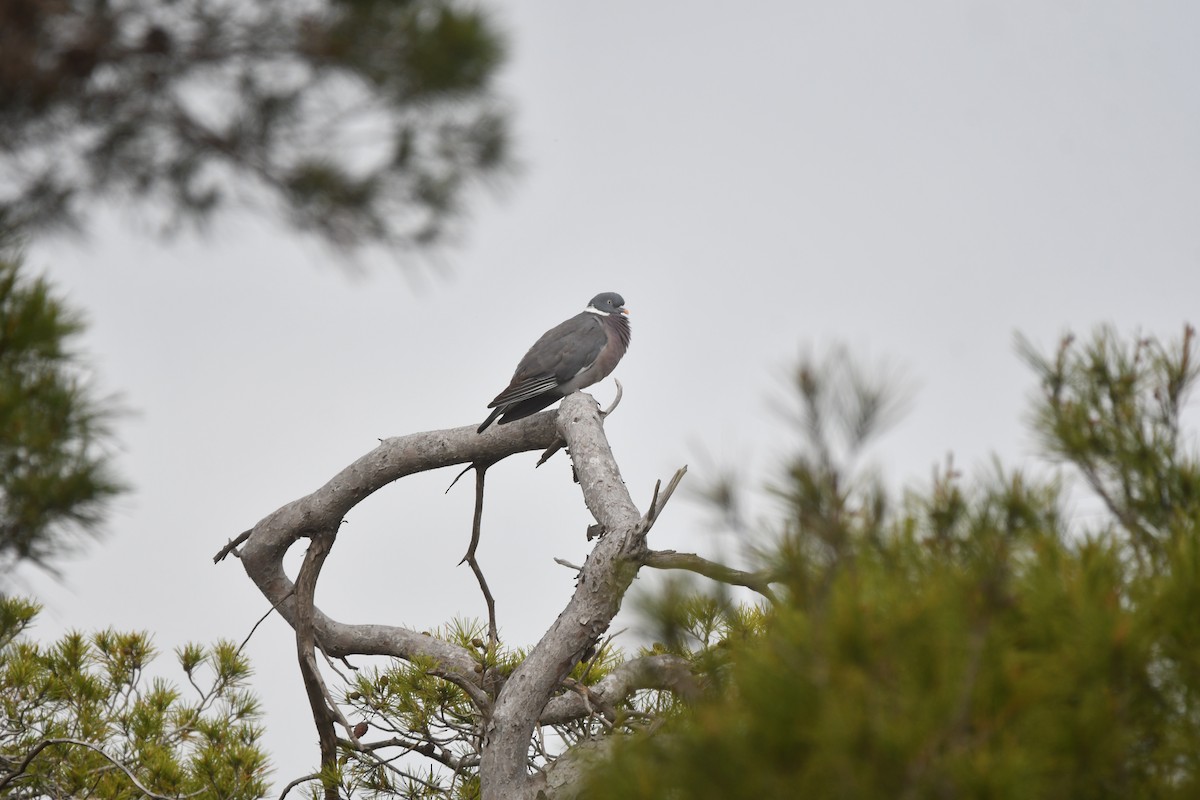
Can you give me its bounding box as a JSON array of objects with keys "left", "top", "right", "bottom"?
[
  {"left": 488, "top": 314, "right": 607, "bottom": 407},
  {"left": 488, "top": 375, "right": 560, "bottom": 408}
]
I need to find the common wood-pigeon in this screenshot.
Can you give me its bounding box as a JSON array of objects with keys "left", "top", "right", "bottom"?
[{"left": 477, "top": 292, "right": 631, "bottom": 433}]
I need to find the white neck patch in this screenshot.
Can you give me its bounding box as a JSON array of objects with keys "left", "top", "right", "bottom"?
[{"left": 585, "top": 306, "right": 608, "bottom": 316}]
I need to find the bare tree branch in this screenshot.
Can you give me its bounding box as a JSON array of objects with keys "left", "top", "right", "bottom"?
[
  {"left": 645, "top": 466, "right": 688, "bottom": 526},
  {"left": 219, "top": 396, "right": 699, "bottom": 800},
  {"left": 461, "top": 464, "right": 499, "bottom": 646},
  {"left": 539, "top": 379, "right": 623, "bottom": 469},
  {"left": 643, "top": 550, "right": 779, "bottom": 602},
  {"left": 220, "top": 414, "right": 562, "bottom": 678},
  {"left": 601, "top": 379, "right": 624, "bottom": 417},
  {"left": 536, "top": 440, "right": 566, "bottom": 467},
  {"left": 354, "top": 734, "right": 481, "bottom": 772},
  {"left": 294, "top": 531, "right": 340, "bottom": 800},
  {"left": 213, "top": 528, "right": 252, "bottom": 563},
  {"left": 277, "top": 772, "right": 321, "bottom": 800},
  {"left": 538, "top": 654, "right": 698, "bottom": 725},
  {"left": 482, "top": 393, "right": 678, "bottom": 800},
  {"left": 428, "top": 666, "right": 493, "bottom": 711},
  {"left": 237, "top": 589, "right": 294, "bottom": 655}
]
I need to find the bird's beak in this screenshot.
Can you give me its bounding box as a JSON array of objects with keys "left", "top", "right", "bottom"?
[{"left": 620, "top": 307, "right": 630, "bottom": 315}]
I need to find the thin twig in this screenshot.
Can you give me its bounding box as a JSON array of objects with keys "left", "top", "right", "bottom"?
[
  {"left": 237, "top": 589, "right": 295, "bottom": 655},
  {"left": 458, "top": 463, "right": 488, "bottom": 566},
  {"left": 465, "top": 546, "right": 499, "bottom": 648},
  {"left": 344, "top": 733, "right": 471, "bottom": 788},
  {"left": 561, "top": 678, "right": 617, "bottom": 724},
  {"left": 460, "top": 465, "right": 499, "bottom": 646},
  {"left": 577, "top": 629, "right": 625, "bottom": 686},
  {"left": 321, "top": 649, "right": 353, "bottom": 685},
  {"left": 444, "top": 463, "right": 474, "bottom": 494},
  {"left": 646, "top": 480, "right": 662, "bottom": 524},
  {"left": 646, "top": 466, "right": 688, "bottom": 525},
  {"left": 213, "top": 528, "right": 252, "bottom": 563},
  {"left": 535, "top": 441, "right": 565, "bottom": 467},
  {"left": 389, "top": 766, "right": 445, "bottom": 792},
  {"left": 428, "top": 667, "right": 493, "bottom": 710},
  {"left": 601, "top": 379, "right": 623, "bottom": 417},
  {"left": 277, "top": 773, "right": 321, "bottom": 800}
]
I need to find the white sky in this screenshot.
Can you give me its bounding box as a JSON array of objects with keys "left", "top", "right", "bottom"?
[{"left": 15, "top": 1, "right": 1200, "bottom": 790}]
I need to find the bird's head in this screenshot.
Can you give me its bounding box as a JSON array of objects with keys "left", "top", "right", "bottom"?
[{"left": 586, "top": 292, "right": 628, "bottom": 316}]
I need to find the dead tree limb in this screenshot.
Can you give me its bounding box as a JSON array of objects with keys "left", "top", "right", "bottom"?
[
  {"left": 537, "top": 653, "right": 698, "bottom": 725},
  {"left": 643, "top": 550, "right": 780, "bottom": 602},
  {"left": 461, "top": 463, "right": 499, "bottom": 647},
  {"left": 217, "top": 395, "right": 698, "bottom": 800},
  {"left": 220, "top": 414, "right": 562, "bottom": 676},
  {"left": 482, "top": 394, "right": 681, "bottom": 800},
  {"left": 293, "top": 531, "right": 339, "bottom": 800}
]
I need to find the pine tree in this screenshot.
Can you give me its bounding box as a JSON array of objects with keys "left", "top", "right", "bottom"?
[
  {"left": 0, "top": 597, "right": 270, "bottom": 798},
  {"left": 0, "top": 249, "right": 125, "bottom": 573},
  {"left": 583, "top": 326, "right": 1200, "bottom": 799},
  {"left": 0, "top": 0, "right": 509, "bottom": 254}
]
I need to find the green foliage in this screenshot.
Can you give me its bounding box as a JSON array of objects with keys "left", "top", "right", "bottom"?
[
  {"left": 335, "top": 619, "right": 501, "bottom": 798},
  {"left": 639, "top": 584, "right": 768, "bottom": 693},
  {"left": 0, "top": 253, "right": 125, "bottom": 572},
  {"left": 0, "top": 597, "right": 270, "bottom": 799},
  {"left": 1020, "top": 324, "right": 1200, "bottom": 571},
  {"left": 584, "top": 327, "right": 1200, "bottom": 800},
  {"left": 0, "top": 0, "right": 510, "bottom": 253},
  {"left": 333, "top": 619, "right": 652, "bottom": 799}
]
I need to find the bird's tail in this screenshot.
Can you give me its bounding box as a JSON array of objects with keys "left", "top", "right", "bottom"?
[{"left": 477, "top": 407, "right": 503, "bottom": 434}]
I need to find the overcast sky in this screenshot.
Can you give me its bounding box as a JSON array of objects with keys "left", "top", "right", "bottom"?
[{"left": 16, "top": 1, "right": 1200, "bottom": 789}]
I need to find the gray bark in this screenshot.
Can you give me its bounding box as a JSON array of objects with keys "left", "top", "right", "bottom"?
[{"left": 225, "top": 392, "right": 689, "bottom": 800}]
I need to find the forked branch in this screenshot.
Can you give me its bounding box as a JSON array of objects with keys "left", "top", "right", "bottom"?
[
  {"left": 460, "top": 463, "right": 499, "bottom": 647},
  {"left": 216, "top": 394, "right": 715, "bottom": 800}
]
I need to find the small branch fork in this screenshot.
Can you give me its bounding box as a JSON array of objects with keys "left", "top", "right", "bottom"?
[
  {"left": 213, "top": 528, "right": 251, "bottom": 563},
  {"left": 645, "top": 465, "right": 686, "bottom": 527},
  {"left": 534, "top": 380, "right": 622, "bottom": 469},
  {"left": 481, "top": 396, "right": 695, "bottom": 799},
  {"left": 633, "top": 467, "right": 779, "bottom": 601},
  {"left": 460, "top": 463, "right": 499, "bottom": 648}
]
